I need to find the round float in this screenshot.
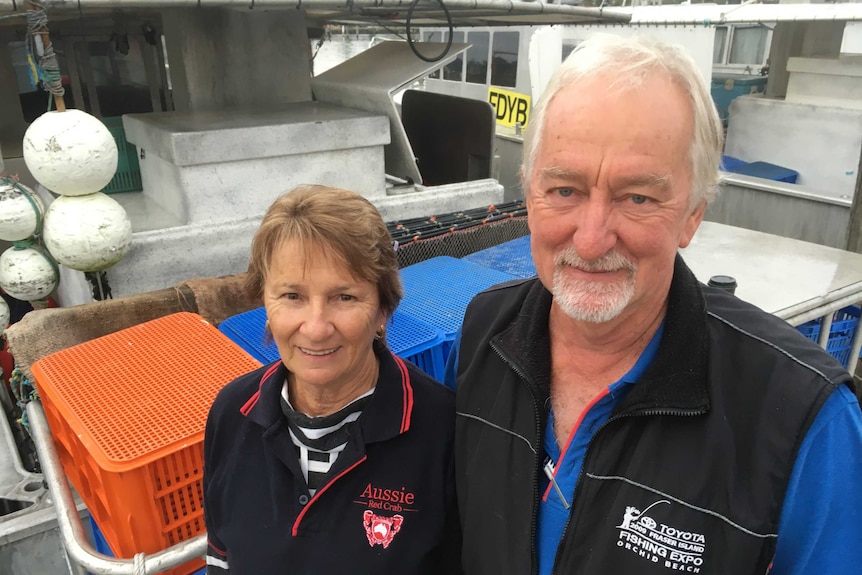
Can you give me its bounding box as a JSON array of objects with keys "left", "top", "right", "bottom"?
[
  {"left": 0, "top": 247, "right": 58, "bottom": 301},
  {"left": 0, "top": 180, "right": 44, "bottom": 242},
  {"left": 23, "top": 109, "right": 118, "bottom": 196},
  {"left": 43, "top": 192, "right": 132, "bottom": 271}
]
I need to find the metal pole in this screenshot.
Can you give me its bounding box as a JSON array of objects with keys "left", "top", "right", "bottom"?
[
  {"left": 0, "top": 375, "right": 14, "bottom": 414},
  {"left": 845, "top": 131, "right": 862, "bottom": 254},
  {"left": 817, "top": 312, "right": 834, "bottom": 350},
  {"left": 778, "top": 283, "right": 862, "bottom": 326},
  {"left": 62, "top": 544, "right": 90, "bottom": 575},
  {"left": 0, "top": 0, "right": 632, "bottom": 21},
  {"left": 26, "top": 400, "right": 207, "bottom": 575},
  {"left": 847, "top": 308, "right": 862, "bottom": 377}
]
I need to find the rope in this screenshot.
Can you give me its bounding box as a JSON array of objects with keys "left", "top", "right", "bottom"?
[
  {"left": 12, "top": 239, "right": 37, "bottom": 250},
  {"left": 25, "top": 1, "right": 65, "bottom": 99},
  {"left": 311, "top": 33, "right": 327, "bottom": 63},
  {"left": 9, "top": 366, "right": 38, "bottom": 433},
  {"left": 30, "top": 298, "right": 52, "bottom": 310},
  {"left": 133, "top": 552, "right": 146, "bottom": 575},
  {"left": 405, "top": 0, "right": 454, "bottom": 63}
]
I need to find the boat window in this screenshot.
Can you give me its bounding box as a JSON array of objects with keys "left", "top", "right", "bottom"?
[
  {"left": 443, "top": 31, "right": 465, "bottom": 81},
  {"left": 86, "top": 40, "right": 152, "bottom": 115},
  {"left": 465, "top": 31, "right": 490, "bottom": 84},
  {"left": 729, "top": 26, "right": 769, "bottom": 65},
  {"left": 9, "top": 42, "right": 35, "bottom": 97},
  {"left": 713, "top": 27, "right": 728, "bottom": 64},
  {"left": 425, "top": 31, "right": 441, "bottom": 78},
  {"left": 562, "top": 40, "right": 580, "bottom": 62},
  {"left": 491, "top": 31, "right": 519, "bottom": 88}
]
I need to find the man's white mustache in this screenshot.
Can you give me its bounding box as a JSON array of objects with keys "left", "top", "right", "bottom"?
[{"left": 554, "top": 248, "right": 637, "bottom": 274}]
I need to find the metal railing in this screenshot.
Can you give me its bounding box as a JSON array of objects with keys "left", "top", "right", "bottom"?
[{"left": 26, "top": 401, "right": 206, "bottom": 575}]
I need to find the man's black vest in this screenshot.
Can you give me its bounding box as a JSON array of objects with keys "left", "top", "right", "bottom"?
[{"left": 455, "top": 256, "right": 852, "bottom": 575}]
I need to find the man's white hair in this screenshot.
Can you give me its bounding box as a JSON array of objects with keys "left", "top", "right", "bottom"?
[{"left": 522, "top": 34, "right": 724, "bottom": 210}]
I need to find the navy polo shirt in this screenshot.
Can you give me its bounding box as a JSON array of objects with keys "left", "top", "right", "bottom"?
[{"left": 204, "top": 350, "right": 462, "bottom": 574}]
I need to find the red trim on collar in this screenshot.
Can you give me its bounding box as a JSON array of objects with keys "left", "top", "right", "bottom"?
[
  {"left": 292, "top": 455, "right": 368, "bottom": 536},
  {"left": 240, "top": 362, "right": 281, "bottom": 416},
  {"left": 542, "top": 387, "right": 610, "bottom": 502},
  {"left": 207, "top": 538, "right": 227, "bottom": 556},
  {"left": 393, "top": 353, "right": 414, "bottom": 434}
]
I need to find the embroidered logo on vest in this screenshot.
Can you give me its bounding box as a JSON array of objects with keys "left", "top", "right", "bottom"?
[
  {"left": 363, "top": 510, "right": 403, "bottom": 548},
  {"left": 616, "top": 500, "right": 707, "bottom": 572}
]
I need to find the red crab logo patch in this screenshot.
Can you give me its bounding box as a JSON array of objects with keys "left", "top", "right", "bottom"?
[{"left": 362, "top": 510, "right": 403, "bottom": 549}]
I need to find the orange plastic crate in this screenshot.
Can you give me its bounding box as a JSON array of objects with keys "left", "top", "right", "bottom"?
[{"left": 32, "top": 312, "right": 261, "bottom": 575}]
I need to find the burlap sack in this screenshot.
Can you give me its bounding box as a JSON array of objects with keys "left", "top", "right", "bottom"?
[{"left": 5, "top": 274, "right": 260, "bottom": 382}]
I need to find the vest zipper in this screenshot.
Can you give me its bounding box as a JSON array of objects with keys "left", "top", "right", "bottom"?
[
  {"left": 550, "top": 407, "right": 704, "bottom": 575},
  {"left": 490, "top": 341, "right": 545, "bottom": 575}
]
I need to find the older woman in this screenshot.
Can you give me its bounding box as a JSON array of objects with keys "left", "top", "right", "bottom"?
[{"left": 203, "top": 185, "right": 460, "bottom": 574}]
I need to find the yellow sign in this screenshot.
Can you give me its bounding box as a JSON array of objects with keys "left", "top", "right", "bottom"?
[{"left": 488, "top": 87, "right": 530, "bottom": 129}]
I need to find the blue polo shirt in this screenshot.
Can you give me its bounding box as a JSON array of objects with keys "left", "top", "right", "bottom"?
[{"left": 536, "top": 323, "right": 663, "bottom": 575}]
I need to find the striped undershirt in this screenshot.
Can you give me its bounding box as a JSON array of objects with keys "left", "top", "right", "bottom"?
[{"left": 280, "top": 383, "right": 374, "bottom": 496}]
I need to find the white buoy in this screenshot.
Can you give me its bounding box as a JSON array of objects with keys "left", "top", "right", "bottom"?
[
  {"left": 22, "top": 109, "right": 118, "bottom": 196},
  {"left": 0, "top": 297, "right": 9, "bottom": 335},
  {"left": 43, "top": 192, "right": 132, "bottom": 272},
  {"left": 0, "top": 180, "right": 44, "bottom": 242},
  {"left": 0, "top": 246, "right": 58, "bottom": 301}
]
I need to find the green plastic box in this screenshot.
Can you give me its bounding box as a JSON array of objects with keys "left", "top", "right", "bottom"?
[{"left": 99, "top": 116, "right": 143, "bottom": 194}]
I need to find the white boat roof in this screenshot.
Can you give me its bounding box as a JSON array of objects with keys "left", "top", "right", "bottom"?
[{"left": 609, "top": 3, "right": 862, "bottom": 25}]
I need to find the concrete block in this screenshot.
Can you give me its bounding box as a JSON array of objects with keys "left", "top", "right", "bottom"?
[
  {"left": 123, "top": 103, "right": 390, "bottom": 225},
  {"left": 123, "top": 103, "right": 389, "bottom": 166},
  {"left": 138, "top": 145, "right": 386, "bottom": 225}
]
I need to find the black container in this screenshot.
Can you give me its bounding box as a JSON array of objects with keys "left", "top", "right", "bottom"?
[{"left": 708, "top": 275, "right": 737, "bottom": 295}]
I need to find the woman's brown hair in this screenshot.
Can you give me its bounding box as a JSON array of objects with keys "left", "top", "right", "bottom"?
[{"left": 245, "top": 185, "right": 402, "bottom": 320}]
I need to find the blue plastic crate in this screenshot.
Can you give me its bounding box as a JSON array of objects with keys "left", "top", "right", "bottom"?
[
  {"left": 90, "top": 515, "right": 112, "bottom": 556},
  {"left": 796, "top": 306, "right": 860, "bottom": 369},
  {"left": 219, "top": 307, "right": 448, "bottom": 380},
  {"left": 89, "top": 517, "right": 206, "bottom": 575},
  {"left": 730, "top": 161, "right": 798, "bottom": 184},
  {"left": 219, "top": 307, "right": 276, "bottom": 363},
  {"left": 386, "top": 311, "right": 447, "bottom": 380},
  {"left": 398, "top": 256, "right": 518, "bottom": 358},
  {"left": 463, "top": 235, "right": 536, "bottom": 279},
  {"left": 720, "top": 155, "right": 748, "bottom": 172}
]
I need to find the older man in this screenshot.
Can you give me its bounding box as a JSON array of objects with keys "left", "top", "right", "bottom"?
[{"left": 446, "top": 35, "right": 862, "bottom": 574}]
